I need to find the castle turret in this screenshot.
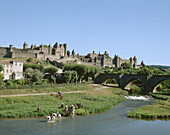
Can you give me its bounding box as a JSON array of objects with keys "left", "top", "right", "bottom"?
[
  {"left": 23, "top": 42, "right": 28, "bottom": 49},
  {"left": 101, "top": 55, "right": 105, "bottom": 67},
  {"left": 133, "top": 56, "right": 137, "bottom": 68},
  {"left": 129, "top": 57, "right": 133, "bottom": 67},
  {"left": 104, "top": 51, "right": 108, "bottom": 55},
  {"left": 31, "top": 44, "right": 34, "bottom": 49},
  {"left": 141, "top": 60, "right": 145, "bottom": 67},
  {"left": 72, "top": 49, "right": 75, "bottom": 57},
  {"left": 115, "top": 55, "right": 120, "bottom": 67},
  {"left": 34, "top": 44, "right": 37, "bottom": 48},
  {"left": 59, "top": 44, "right": 63, "bottom": 48},
  {"left": 53, "top": 42, "right": 59, "bottom": 48},
  {"left": 77, "top": 53, "right": 79, "bottom": 58},
  {"left": 9, "top": 45, "right": 13, "bottom": 52},
  {"left": 48, "top": 44, "right": 52, "bottom": 54},
  {"left": 63, "top": 43, "right": 67, "bottom": 57},
  {"left": 9, "top": 45, "right": 14, "bottom": 58},
  {"left": 40, "top": 44, "right": 43, "bottom": 52}
]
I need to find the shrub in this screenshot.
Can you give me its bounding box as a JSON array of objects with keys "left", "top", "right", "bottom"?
[
  {"left": 6, "top": 80, "right": 13, "bottom": 87},
  {"left": 26, "top": 58, "right": 33, "bottom": 62}
]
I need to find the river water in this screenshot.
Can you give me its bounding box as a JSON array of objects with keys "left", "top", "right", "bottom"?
[{"left": 0, "top": 100, "right": 170, "bottom": 135}]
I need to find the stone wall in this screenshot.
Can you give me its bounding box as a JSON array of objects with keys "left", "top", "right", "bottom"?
[
  {"left": 0, "top": 42, "right": 67, "bottom": 60},
  {"left": 0, "top": 47, "right": 11, "bottom": 57},
  {"left": 104, "top": 58, "right": 113, "bottom": 67},
  {"left": 13, "top": 52, "right": 36, "bottom": 58},
  {"left": 36, "top": 54, "right": 60, "bottom": 60},
  {"left": 119, "top": 59, "right": 130, "bottom": 66}
]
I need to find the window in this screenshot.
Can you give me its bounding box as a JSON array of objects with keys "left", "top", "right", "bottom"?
[
  {"left": 7, "top": 69, "right": 8, "bottom": 73},
  {"left": 10, "top": 70, "right": 12, "bottom": 73}
]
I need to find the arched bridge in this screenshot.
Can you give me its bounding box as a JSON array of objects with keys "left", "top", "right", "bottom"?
[{"left": 94, "top": 73, "right": 170, "bottom": 93}]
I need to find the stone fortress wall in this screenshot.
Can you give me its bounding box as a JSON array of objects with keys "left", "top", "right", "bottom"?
[
  {"left": 0, "top": 42, "right": 67, "bottom": 60},
  {"left": 0, "top": 42, "right": 142, "bottom": 68}
]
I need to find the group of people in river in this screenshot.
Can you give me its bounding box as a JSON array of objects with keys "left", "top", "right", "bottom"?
[
  {"left": 47, "top": 110, "right": 62, "bottom": 121},
  {"left": 47, "top": 91, "right": 83, "bottom": 121},
  {"left": 63, "top": 104, "right": 75, "bottom": 115}
]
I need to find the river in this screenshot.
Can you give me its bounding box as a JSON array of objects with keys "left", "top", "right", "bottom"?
[{"left": 0, "top": 100, "right": 169, "bottom": 135}]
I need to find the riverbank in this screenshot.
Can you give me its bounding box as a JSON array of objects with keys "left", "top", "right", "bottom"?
[
  {"left": 0, "top": 85, "right": 128, "bottom": 118},
  {"left": 127, "top": 90, "right": 170, "bottom": 119}
]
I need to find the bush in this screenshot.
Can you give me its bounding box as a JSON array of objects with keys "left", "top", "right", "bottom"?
[
  {"left": 121, "top": 62, "right": 132, "bottom": 69},
  {"left": 106, "top": 78, "right": 117, "bottom": 84},
  {"left": 6, "top": 80, "right": 13, "bottom": 87},
  {"left": 26, "top": 58, "right": 33, "bottom": 62},
  {"left": 56, "top": 71, "right": 78, "bottom": 83}
]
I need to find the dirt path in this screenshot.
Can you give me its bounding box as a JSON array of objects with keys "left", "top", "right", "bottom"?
[{"left": 0, "top": 86, "right": 108, "bottom": 97}]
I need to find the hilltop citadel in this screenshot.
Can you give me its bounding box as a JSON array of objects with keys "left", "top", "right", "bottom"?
[{"left": 0, "top": 42, "right": 143, "bottom": 68}]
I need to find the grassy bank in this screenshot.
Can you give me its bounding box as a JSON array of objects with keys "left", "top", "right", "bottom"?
[
  {"left": 0, "top": 87, "right": 128, "bottom": 118},
  {"left": 127, "top": 90, "right": 170, "bottom": 119},
  {"left": 0, "top": 83, "right": 98, "bottom": 95}
]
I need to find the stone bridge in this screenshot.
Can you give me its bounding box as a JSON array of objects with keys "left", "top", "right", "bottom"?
[{"left": 94, "top": 73, "right": 170, "bottom": 93}]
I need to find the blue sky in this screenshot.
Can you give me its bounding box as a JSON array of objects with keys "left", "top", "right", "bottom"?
[{"left": 0, "top": 0, "right": 170, "bottom": 66}]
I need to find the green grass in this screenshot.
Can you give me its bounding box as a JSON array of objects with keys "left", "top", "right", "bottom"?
[
  {"left": 0, "top": 83, "right": 98, "bottom": 95},
  {"left": 127, "top": 89, "right": 170, "bottom": 119},
  {"left": 0, "top": 87, "right": 128, "bottom": 118}
]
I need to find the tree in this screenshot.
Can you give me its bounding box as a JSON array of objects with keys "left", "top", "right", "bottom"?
[
  {"left": 71, "top": 71, "right": 78, "bottom": 83},
  {"left": 0, "top": 73, "right": 4, "bottom": 85},
  {"left": 137, "top": 67, "right": 151, "bottom": 75},
  {"left": 56, "top": 71, "right": 78, "bottom": 83},
  {"left": 44, "top": 67, "right": 58, "bottom": 83},
  {"left": 0, "top": 64, "right": 4, "bottom": 72},
  {"left": 64, "top": 64, "right": 88, "bottom": 83},
  {"left": 121, "top": 62, "right": 132, "bottom": 69},
  {"left": 64, "top": 71, "right": 72, "bottom": 83},
  {"left": 32, "top": 69, "right": 43, "bottom": 82},
  {"left": 24, "top": 68, "right": 43, "bottom": 84},
  {"left": 64, "top": 64, "right": 99, "bottom": 83},
  {"left": 23, "top": 63, "right": 44, "bottom": 71}
]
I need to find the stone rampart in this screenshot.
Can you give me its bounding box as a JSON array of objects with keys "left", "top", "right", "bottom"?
[{"left": 0, "top": 48, "right": 9, "bottom": 57}]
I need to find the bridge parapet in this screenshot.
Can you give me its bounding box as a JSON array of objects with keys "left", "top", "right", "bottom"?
[{"left": 94, "top": 73, "right": 120, "bottom": 84}]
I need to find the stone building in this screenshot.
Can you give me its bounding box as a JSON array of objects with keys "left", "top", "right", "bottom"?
[
  {"left": 0, "top": 60, "right": 23, "bottom": 80},
  {"left": 0, "top": 42, "right": 142, "bottom": 68},
  {"left": 0, "top": 42, "right": 67, "bottom": 60},
  {"left": 75, "top": 50, "right": 141, "bottom": 68}
]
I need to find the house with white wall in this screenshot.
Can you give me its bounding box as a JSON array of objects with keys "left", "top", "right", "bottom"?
[{"left": 0, "top": 60, "right": 23, "bottom": 80}]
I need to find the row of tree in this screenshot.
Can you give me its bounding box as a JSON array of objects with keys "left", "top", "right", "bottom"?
[
  {"left": 104, "top": 62, "right": 170, "bottom": 75},
  {"left": 23, "top": 63, "right": 99, "bottom": 84},
  {"left": 63, "top": 64, "right": 99, "bottom": 83}
]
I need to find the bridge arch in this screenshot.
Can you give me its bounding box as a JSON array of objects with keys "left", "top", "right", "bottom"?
[
  {"left": 147, "top": 76, "right": 170, "bottom": 93},
  {"left": 119, "top": 74, "right": 147, "bottom": 90},
  {"left": 122, "top": 78, "right": 145, "bottom": 91}
]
